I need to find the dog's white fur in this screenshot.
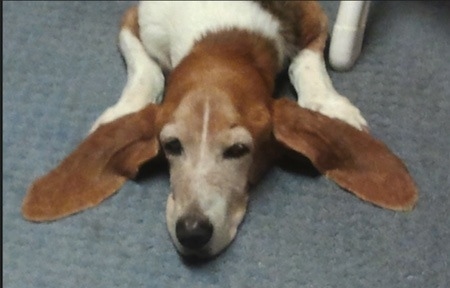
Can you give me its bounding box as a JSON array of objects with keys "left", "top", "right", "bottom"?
[
  {"left": 139, "top": 1, "right": 286, "bottom": 69},
  {"left": 90, "top": 1, "right": 367, "bottom": 257},
  {"left": 290, "top": 50, "right": 367, "bottom": 128}
]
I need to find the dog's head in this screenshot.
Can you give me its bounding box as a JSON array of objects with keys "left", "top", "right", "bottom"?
[
  {"left": 22, "top": 63, "right": 418, "bottom": 259},
  {"left": 155, "top": 58, "right": 277, "bottom": 257},
  {"left": 160, "top": 93, "right": 259, "bottom": 256}
]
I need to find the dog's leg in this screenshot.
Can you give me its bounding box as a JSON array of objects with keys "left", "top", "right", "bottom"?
[
  {"left": 90, "top": 6, "right": 164, "bottom": 133},
  {"left": 288, "top": 2, "right": 367, "bottom": 130}
]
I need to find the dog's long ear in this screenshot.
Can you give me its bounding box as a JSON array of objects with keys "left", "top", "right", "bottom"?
[
  {"left": 22, "top": 104, "right": 160, "bottom": 222},
  {"left": 272, "top": 98, "right": 418, "bottom": 211}
]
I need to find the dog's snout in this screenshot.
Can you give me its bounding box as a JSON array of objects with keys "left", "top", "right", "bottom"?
[{"left": 175, "top": 216, "right": 213, "bottom": 250}]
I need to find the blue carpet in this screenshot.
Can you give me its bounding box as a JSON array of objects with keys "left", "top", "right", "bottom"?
[{"left": 3, "top": 1, "right": 450, "bottom": 287}]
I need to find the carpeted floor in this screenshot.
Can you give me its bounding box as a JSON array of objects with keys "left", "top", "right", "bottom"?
[{"left": 3, "top": 1, "right": 449, "bottom": 287}]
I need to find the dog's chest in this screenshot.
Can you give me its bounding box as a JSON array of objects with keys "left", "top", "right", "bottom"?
[{"left": 138, "top": 1, "right": 287, "bottom": 70}]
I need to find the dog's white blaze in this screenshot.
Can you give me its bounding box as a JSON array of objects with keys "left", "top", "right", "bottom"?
[
  {"left": 192, "top": 99, "right": 228, "bottom": 227},
  {"left": 199, "top": 100, "right": 210, "bottom": 165}
]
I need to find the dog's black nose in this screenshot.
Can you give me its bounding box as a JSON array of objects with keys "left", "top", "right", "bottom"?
[{"left": 176, "top": 216, "right": 213, "bottom": 250}]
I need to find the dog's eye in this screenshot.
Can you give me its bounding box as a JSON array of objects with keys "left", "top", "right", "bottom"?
[
  {"left": 223, "top": 143, "right": 250, "bottom": 159},
  {"left": 163, "top": 138, "right": 183, "bottom": 156}
]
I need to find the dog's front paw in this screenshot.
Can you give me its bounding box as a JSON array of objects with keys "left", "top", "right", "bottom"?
[
  {"left": 299, "top": 94, "right": 368, "bottom": 131},
  {"left": 89, "top": 105, "right": 134, "bottom": 134}
]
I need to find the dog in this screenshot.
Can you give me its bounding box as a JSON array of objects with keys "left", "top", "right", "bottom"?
[{"left": 22, "top": 1, "right": 417, "bottom": 259}]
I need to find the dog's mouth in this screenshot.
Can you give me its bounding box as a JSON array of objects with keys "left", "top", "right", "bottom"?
[
  {"left": 176, "top": 243, "right": 214, "bottom": 260},
  {"left": 173, "top": 231, "right": 236, "bottom": 262},
  {"left": 169, "top": 226, "right": 217, "bottom": 260},
  {"left": 178, "top": 246, "right": 229, "bottom": 266}
]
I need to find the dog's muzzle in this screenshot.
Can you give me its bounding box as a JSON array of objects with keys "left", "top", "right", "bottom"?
[{"left": 175, "top": 214, "right": 214, "bottom": 250}]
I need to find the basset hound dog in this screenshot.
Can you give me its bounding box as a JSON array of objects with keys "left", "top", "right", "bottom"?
[{"left": 23, "top": 1, "right": 417, "bottom": 259}]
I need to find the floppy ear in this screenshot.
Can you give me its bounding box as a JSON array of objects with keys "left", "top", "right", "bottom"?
[
  {"left": 272, "top": 98, "right": 418, "bottom": 211},
  {"left": 22, "top": 104, "right": 160, "bottom": 222}
]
